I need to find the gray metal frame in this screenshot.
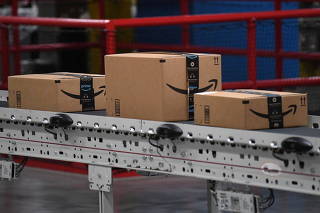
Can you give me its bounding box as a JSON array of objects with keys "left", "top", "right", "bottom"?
[{"left": 1, "top": 103, "right": 320, "bottom": 212}]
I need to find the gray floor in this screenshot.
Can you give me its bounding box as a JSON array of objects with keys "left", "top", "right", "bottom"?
[{"left": 0, "top": 167, "right": 319, "bottom": 213}]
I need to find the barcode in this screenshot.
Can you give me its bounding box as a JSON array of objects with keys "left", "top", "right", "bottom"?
[
  {"left": 204, "top": 105, "right": 210, "bottom": 124},
  {"left": 115, "top": 99, "right": 120, "bottom": 116},
  {"left": 16, "top": 91, "right": 21, "bottom": 108}
]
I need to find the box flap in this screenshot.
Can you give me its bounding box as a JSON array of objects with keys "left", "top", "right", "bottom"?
[
  {"left": 106, "top": 53, "right": 182, "bottom": 59},
  {"left": 196, "top": 91, "right": 262, "bottom": 99},
  {"left": 9, "top": 72, "right": 104, "bottom": 80},
  {"left": 197, "top": 90, "right": 306, "bottom": 99},
  {"left": 239, "top": 89, "right": 306, "bottom": 97},
  {"left": 105, "top": 52, "right": 220, "bottom": 60}
]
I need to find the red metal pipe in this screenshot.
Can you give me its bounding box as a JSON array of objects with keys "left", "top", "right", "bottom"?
[
  {"left": 4, "top": 39, "right": 317, "bottom": 62},
  {"left": 11, "top": 42, "right": 100, "bottom": 52},
  {"left": 11, "top": 0, "right": 21, "bottom": 75},
  {"left": 274, "top": 51, "right": 320, "bottom": 60},
  {"left": 112, "top": 8, "right": 320, "bottom": 27},
  {"left": 100, "top": 32, "right": 107, "bottom": 74},
  {"left": 0, "top": 26, "right": 10, "bottom": 85},
  {"left": 0, "top": 16, "right": 110, "bottom": 28},
  {"left": 275, "top": 0, "right": 283, "bottom": 80},
  {"left": 99, "top": 0, "right": 106, "bottom": 75},
  {"left": 0, "top": 83, "right": 8, "bottom": 90},
  {"left": 247, "top": 50, "right": 320, "bottom": 60},
  {"left": 118, "top": 43, "right": 320, "bottom": 60},
  {"left": 105, "top": 23, "right": 116, "bottom": 55},
  {"left": 256, "top": 77, "right": 320, "bottom": 88},
  {"left": 118, "top": 43, "right": 248, "bottom": 55},
  {"left": 247, "top": 18, "right": 257, "bottom": 88},
  {"left": 223, "top": 81, "right": 254, "bottom": 89},
  {"left": 98, "top": 0, "right": 106, "bottom": 19},
  {"left": 223, "top": 77, "right": 320, "bottom": 89},
  {"left": 180, "top": 0, "right": 190, "bottom": 47}
]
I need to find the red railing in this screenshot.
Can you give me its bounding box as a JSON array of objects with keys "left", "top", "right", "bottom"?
[
  {"left": 113, "top": 8, "right": 320, "bottom": 89},
  {"left": 0, "top": 17, "right": 112, "bottom": 89},
  {"left": 7, "top": 0, "right": 105, "bottom": 76},
  {"left": 1, "top": 8, "right": 320, "bottom": 90}
]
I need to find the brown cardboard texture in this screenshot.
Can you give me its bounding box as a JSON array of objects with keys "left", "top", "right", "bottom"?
[
  {"left": 8, "top": 72, "right": 106, "bottom": 112},
  {"left": 194, "top": 90, "right": 307, "bottom": 130},
  {"left": 105, "top": 52, "right": 221, "bottom": 121}
]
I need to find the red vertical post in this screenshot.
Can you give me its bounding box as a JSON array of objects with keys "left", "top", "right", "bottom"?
[
  {"left": 180, "top": 0, "right": 190, "bottom": 47},
  {"left": 247, "top": 18, "right": 257, "bottom": 89},
  {"left": 99, "top": 0, "right": 106, "bottom": 19},
  {"left": 0, "top": 26, "right": 10, "bottom": 88},
  {"left": 103, "top": 23, "right": 116, "bottom": 75},
  {"left": 99, "top": 0, "right": 106, "bottom": 75},
  {"left": 106, "top": 23, "right": 116, "bottom": 55},
  {"left": 275, "top": 0, "right": 283, "bottom": 79},
  {"left": 12, "top": 0, "right": 21, "bottom": 75}
]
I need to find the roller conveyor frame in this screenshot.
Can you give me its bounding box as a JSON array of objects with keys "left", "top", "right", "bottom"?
[{"left": 0, "top": 90, "right": 320, "bottom": 213}]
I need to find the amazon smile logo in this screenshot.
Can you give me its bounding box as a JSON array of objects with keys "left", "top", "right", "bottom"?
[
  {"left": 61, "top": 85, "right": 106, "bottom": 100},
  {"left": 250, "top": 104, "right": 297, "bottom": 119},
  {"left": 166, "top": 79, "right": 218, "bottom": 95}
]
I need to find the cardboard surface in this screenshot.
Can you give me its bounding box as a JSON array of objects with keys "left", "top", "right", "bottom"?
[
  {"left": 8, "top": 73, "right": 106, "bottom": 112},
  {"left": 105, "top": 52, "right": 221, "bottom": 121},
  {"left": 195, "top": 90, "right": 308, "bottom": 130}
]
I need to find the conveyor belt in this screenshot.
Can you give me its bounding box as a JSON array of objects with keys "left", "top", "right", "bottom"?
[
  {"left": 1, "top": 101, "right": 319, "bottom": 139},
  {"left": 1, "top": 87, "right": 320, "bottom": 151},
  {"left": 74, "top": 112, "right": 319, "bottom": 139},
  {"left": 1, "top": 88, "right": 318, "bottom": 140},
  {"left": 259, "top": 126, "right": 319, "bottom": 138},
  {"left": 74, "top": 110, "right": 320, "bottom": 139}
]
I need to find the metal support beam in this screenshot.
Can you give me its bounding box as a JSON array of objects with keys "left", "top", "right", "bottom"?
[
  {"left": 99, "top": 190, "right": 114, "bottom": 213},
  {"left": 207, "top": 181, "right": 219, "bottom": 213},
  {"left": 89, "top": 165, "right": 113, "bottom": 213}
]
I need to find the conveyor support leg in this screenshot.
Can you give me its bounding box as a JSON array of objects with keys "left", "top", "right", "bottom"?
[{"left": 88, "top": 165, "right": 113, "bottom": 213}]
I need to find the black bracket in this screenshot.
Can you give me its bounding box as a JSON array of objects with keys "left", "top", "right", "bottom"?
[
  {"left": 156, "top": 124, "right": 183, "bottom": 140},
  {"left": 281, "top": 137, "right": 313, "bottom": 154}
]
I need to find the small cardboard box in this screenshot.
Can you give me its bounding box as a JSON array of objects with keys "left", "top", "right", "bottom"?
[
  {"left": 105, "top": 52, "right": 221, "bottom": 121},
  {"left": 195, "top": 90, "right": 308, "bottom": 129},
  {"left": 8, "top": 72, "right": 106, "bottom": 112}
]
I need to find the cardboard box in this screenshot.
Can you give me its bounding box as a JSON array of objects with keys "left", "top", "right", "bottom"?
[
  {"left": 9, "top": 72, "right": 106, "bottom": 112},
  {"left": 195, "top": 90, "right": 308, "bottom": 129},
  {"left": 105, "top": 52, "right": 221, "bottom": 121}
]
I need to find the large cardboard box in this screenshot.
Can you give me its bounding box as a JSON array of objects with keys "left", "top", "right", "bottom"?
[
  {"left": 9, "top": 72, "right": 106, "bottom": 112},
  {"left": 105, "top": 52, "right": 221, "bottom": 121},
  {"left": 195, "top": 90, "right": 308, "bottom": 129}
]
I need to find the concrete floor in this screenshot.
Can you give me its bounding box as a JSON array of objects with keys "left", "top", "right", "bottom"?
[{"left": 0, "top": 167, "right": 320, "bottom": 213}]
